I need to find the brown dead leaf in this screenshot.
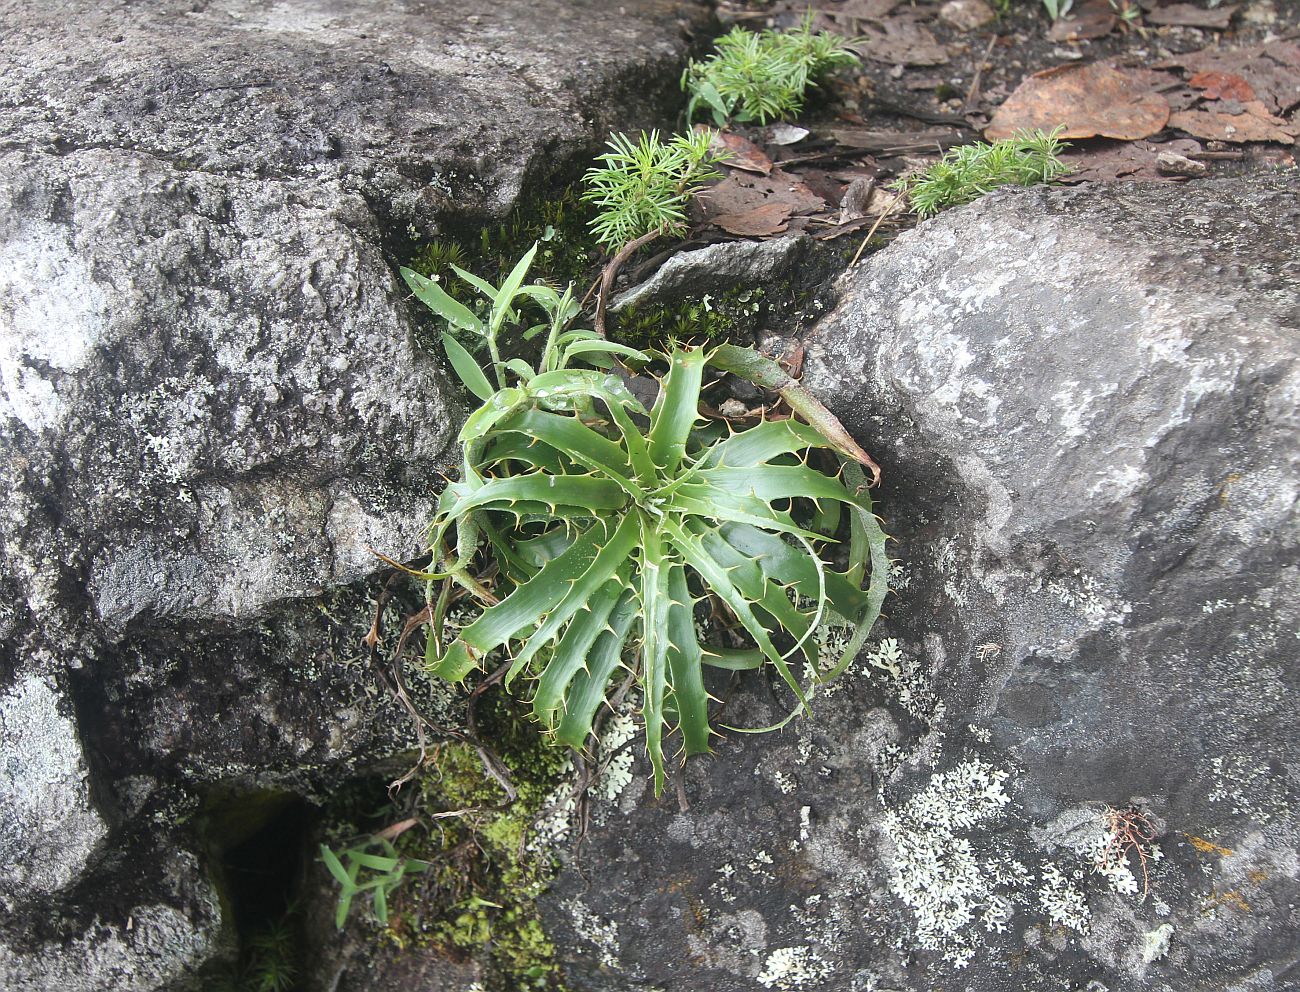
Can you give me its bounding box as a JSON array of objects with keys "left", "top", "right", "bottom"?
[
  {"left": 698, "top": 168, "right": 827, "bottom": 220},
  {"left": 1145, "top": 3, "right": 1238, "bottom": 29},
  {"left": 1189, "top": 71, "right": 1256, "bottom": 103},
  {"left": 852, "top": 13, "right": 950, "bottom": 66},
  {"left": 706, "top": 128, "right": 774, "bottom": 175},
  {"left": 1157, "top": 43, "right": 1300, "bottom": 117},
  {"left": 711, "top": 202, "right": 793, "bottom": 237},
  {"left": 986, "top": 63, "right": 1170, "bottom": 141},
  {"left": 1060, "top": 137, "right": 1201, "bottom": 182},
  {"left": 1048, "top": 0, "right": 1117, "bottom": 42},
  {"left": 838, "top": 177, "right": 875, "bottom": 224},
  {"left": 1170, "top": 102, "right": 1297, "bottom": 144}
]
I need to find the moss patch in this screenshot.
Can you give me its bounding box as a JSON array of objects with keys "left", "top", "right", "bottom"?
[{"left": 322, "top": 690, "right": 574, "bottom": 991}]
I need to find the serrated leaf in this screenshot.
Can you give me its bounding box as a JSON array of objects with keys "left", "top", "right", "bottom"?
[
  {"left": 498, "top": 409, "right": 637, "bottom": 494},
  {"left": 702, "top": 418, "right": 831, "bottom": 469},
  {"left": 555, "top": 590, "right": 638, "bottom": 748},
  {"left": 507, "top": 512, "right": 640, "bottom": 684},
  {"left": 638, "top": 512, "right": 673, "bottom": 794},
  {"left": 442, "top": 472, "right": 627, "bottom": 519},
  {"left": 648, "top": 347, "right": 705, "bottom": 474},
  {"left": 448, "top": 521, "right": 610, "bottom": 664},
  {"left": 533, "top": 578, "right": 625, "bottom": 726},
  {"left": 662, "top": 516, "right": 809, "bottom": 711},
  {"left": 665, "top": 565, "right": 710, "bottom": 755},
  {"left": 698, "top": 463, "right": 859, "bottom": 505}
]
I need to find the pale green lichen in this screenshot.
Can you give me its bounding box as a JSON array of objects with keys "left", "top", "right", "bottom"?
[
  {"left": 756, "top": 945, "right": 832, "bottom": 990},
  {"left": 1141, "top": 923, "right": 1173, "bottom": 963},
  {"left": 879, "top": 759, "right": 1013, "bottom": 969}
]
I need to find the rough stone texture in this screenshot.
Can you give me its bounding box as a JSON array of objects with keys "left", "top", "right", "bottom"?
[
  {"left": 0, "top": 2, "right": 709, "bottom": 987},
  {"left": 542, "top": 177, "right": 1300, "bottom": 992},
  {"left": 0, "top": 849, "right": 230, "bottom": 992},
  {"left": 612, "top": 236, "right": 815, "bottom": 312},
  {"left": 1, "top": 0, "right": 709, "bottom": 643},
  {"left": 0, "top": 674, "right": 107, "bottom": 904}
]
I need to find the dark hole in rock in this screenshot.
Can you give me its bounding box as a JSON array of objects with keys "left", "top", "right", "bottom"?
[{"left": 202, "top": 791, "right": 314, "bottom": 991}]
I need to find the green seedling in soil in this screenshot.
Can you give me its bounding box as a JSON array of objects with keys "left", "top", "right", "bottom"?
[
  {"left": 581, "top": 128, "right": 724, "bottom": 252},
  {"left": 683, "top": 15, "right": 860, "bottom": 126},
  {"left": 895, "top": 127, "right": 1070, "bottom": 218}
]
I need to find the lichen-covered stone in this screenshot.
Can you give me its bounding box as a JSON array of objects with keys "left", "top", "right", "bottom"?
[
  {"left": 0, "top": 849, "right": 230, "bottom": 992},
  {"left": 1, "top": 0, "right": 709, "bottom": 640},
  {"left": 0, "top": 1, "right": 709, "bottom": 986},
  {"left": 542, "top": 177, "right": 1300, "bottom": 992},
  {"left": 0, "top": 674, "right": 106, "bottom": 905}
]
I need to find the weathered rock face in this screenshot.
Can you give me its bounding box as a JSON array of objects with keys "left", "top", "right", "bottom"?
[
  {"left": 1, "top": 0, "right": 707, "bottom": 642},
  {"left": 0, "top": 1, "right": 709, "bottom": 987},
  {"left": 542, "top": 177, "right": 1300, "bottom": 992}
]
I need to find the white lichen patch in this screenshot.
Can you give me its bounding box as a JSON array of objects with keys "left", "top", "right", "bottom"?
[
  {"left": 527, "top": 787, "right": 576, "bottom": 853},
  {"left": 879, "top": 760, "right": 1013, "bottom": 967},
  {"left": 1208, "top": 754, "right": 1278, "bottom": 822},
  {"left": 772, "top": 770, "right": 796, "bottom": 795},
  {"left": 1046, "top": 571, "right": 1130, "bottom": 627},
  {"left": 756, "top": 946, "right": 833, "bottom": 990},
  {"left": 565, "top": 899, "right": 621, "bottom": 969},
  {"left": 1038, "top": 863, "right": 1090, "bottom": 931},
  {"left": 1141, "top": 923, "right": 1173, "bottom": 963}
]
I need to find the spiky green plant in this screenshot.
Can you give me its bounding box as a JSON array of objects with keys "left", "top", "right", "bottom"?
[
  {"left": 683, "top": 17, "right": 860, "bottom": 126},
  {"left": 246, "top": 920, "right": 299, "bottom": 992},
  {"left": 581, "top": 128, "right": 723, "bottom": 251},
  {"left": 895, "top": 128, "right": 1070, "bottom": 218},
  {"left": 398, "top": 246, "right": 887, "bottom": 793}
]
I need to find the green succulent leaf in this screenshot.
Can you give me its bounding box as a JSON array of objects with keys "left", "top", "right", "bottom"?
[
  {"left": 420, "top": 335, "right": 888, "bottom": 795},
  {"left": 441, "top": 332, "right": 494, "bottom": 401},
  {"left": 401, "top": 267, "right": 483, "bottom": 336}
]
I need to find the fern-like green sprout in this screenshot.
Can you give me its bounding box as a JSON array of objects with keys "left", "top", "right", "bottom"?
[
  {"left": 581, "top": 128, "right": 724, "bottom": 251},
  {"left": 320, "top": 839, "right": 430, "bottom": 929},
  {"left": 683, "top": 16, "right": 860, "bottom": 126},
  {"left": 398, "top": 248, "right": 888, "bottom": 795},
  {"left": 246, "top": 920, "right": 299, "bottom": 992},
  {"left": 895, "top": 128, "right": 1070, "bottom": 218}
]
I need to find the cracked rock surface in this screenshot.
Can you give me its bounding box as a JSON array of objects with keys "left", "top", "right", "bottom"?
[
  {"left": 542, "top": 177, "right": 1300, "bottom": 992},
  {"left": 0, "top": 1, "right": 708, "bottom": 987}
]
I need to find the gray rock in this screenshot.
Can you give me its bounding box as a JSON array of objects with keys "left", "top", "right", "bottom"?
[
  {"left": 0, "top": 849, "right": 230, "bottom": 992},
  {"left": 0, "top": 674, "right": 107, "bottom": 904},
  {"left": 542, "top": 178, "right": 1300, "bottom": 992},
  {"left": 0, "top": 1, "right": 709, "bottom": 986},
  {"left": 1, "top": 0, "right": 708, "bottom": 640},
  {"left": 611, "top": 236, "right": 814, "bottom": 313}
]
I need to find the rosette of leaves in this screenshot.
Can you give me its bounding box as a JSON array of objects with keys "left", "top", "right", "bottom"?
[
  {"left": 399, "top": 247, "right": 887, "bottom": 793},
  {"left": 683, "top": 17, "right": 860, "bottom": 126}
]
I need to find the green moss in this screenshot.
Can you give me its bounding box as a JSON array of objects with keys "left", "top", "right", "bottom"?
[
  {"left": 408, "top": 188, "right": 597, "bottom": 297},
  {"left": 611, "top": 285, "right": 766, "bottom": 348},
  {"left": 330, "top": 691, "right": 573, "bottom": 991}
]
